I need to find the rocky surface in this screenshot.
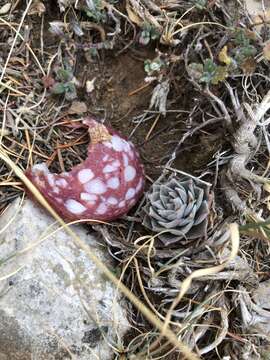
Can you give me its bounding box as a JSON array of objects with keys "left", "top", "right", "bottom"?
[
  {"left": 0, "top": 198, "right": 130, "bottom": 360},
  {"left": 250, "top": 279, "right": 270, "bottom": 337}
]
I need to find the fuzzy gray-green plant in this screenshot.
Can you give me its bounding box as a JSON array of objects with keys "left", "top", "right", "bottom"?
[{"left": 142, "top": 176, "right": 210, "bottom": 247}]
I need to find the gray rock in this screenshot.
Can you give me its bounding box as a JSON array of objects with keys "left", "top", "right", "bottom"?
[
  {"left": 0, "top": 198, "right": 130, "bottom": 359},
  {"left": 252, "top": 279, "right": 270, "bottom": 311}
]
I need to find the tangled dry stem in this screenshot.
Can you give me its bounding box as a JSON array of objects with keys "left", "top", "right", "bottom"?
[{"left": 208, "top": 84, "right": 270, "bottom": 213}]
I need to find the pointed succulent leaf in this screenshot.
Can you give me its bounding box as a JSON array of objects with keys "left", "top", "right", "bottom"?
[
  {"left": 193, "top": 187, "right": 204, "bottom": 210},
  {"left": 152, "top": 200, "right": 165, "bottom": 210},
  {"left": 175, "top": 186, "right": 187, "bottom": 203},
  {"left": 183, "top": 198, "right": 196, "bottom": 217},
  {"left": 173, "top": 197, "right": 183, "bottom": 208},
  {"left": 193, "top": 201, "right": 209, "bottom": 225}
]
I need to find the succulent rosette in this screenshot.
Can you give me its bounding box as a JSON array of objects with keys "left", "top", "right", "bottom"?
[{"left": 142, "top": 176, "right": 210, "bottom": 247}]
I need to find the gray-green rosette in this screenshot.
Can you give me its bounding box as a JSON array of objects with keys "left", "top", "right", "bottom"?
[{"left": 142, "top": 176, "right": 210, "bottom": 247}]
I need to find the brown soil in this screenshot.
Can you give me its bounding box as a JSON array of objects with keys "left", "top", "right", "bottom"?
[
  {"left": 74, "top": 49, "right": 223, "bottom": 181},
  {"left": 12, "top": 0, "right": 224, "bottom": 183}
]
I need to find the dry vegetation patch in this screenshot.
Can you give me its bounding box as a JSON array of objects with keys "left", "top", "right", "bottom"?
[{"left": 1, "top": 0, "right": 270, "bottom": 359}]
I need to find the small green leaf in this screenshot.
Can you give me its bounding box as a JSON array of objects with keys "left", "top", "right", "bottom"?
[
  {"left": 233, "top": 28, "right": 250, "bottom": 47},
  {"left": 139, "top": 30, "right": 151, "bottom": 45},
  {"left": 199, "top": 59, "right": 217, "bottom": 84},
  {"left": 234, "top": 45, "right": 257, "bottom": 65},
  {"left": 64, "top": 82, "right": 77, "bottom": 101},
  {"left": 84, "top": 0, "right": 105, "bottom": 23},
  {"left": 56, "top": 68, "right": 73, "bottom": 82},
  {"left": 195, "top": 59, "right": 228, "bottom": 85},
  {"left": 203, "top": 58, "right": 217, "bottom": 75},
  {"left": 192, "top": 0, "right": 207, "bottom": 10},
  {"left": 211, "top": 66, "right": 228, "bottom": 85},
  {"left": 144, "top": 58, "right": 164, "bottom": 75},
  {"left": 51, "top": 82, "right": 66, "bottom": 95},
  {"left": 139, "top": 24, "right": 160, "bottom": 46}
]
